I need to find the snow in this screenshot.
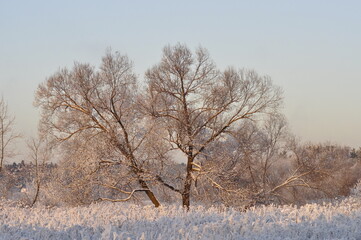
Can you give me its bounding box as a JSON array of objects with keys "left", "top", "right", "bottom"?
[{"left": 1, "top": 197, "right": 361, "bottom": 239}]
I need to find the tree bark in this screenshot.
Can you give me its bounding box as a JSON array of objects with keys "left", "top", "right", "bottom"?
[
  {"left": 113, "top": 139, "right": 161, "bottom": 208},
  {"left": 31, "top": 181, "right": 40, "bottom": 207},
  {"left": 182, "top": 177, "right": 192, "bottom": 209},
  {"left": 182, "top": 150, "right": 194, "bottom": 209},
  {"left": 138, "top": 178, "right": 160, "bottom": 207}
]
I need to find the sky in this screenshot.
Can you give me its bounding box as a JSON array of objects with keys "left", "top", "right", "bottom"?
[{"left": 1, "top": 0, "right": 361, "bottom": 161}]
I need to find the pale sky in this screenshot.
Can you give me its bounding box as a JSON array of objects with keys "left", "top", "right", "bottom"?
[{"left": 1, "top": 0, "right": 361, "bottom": 161}]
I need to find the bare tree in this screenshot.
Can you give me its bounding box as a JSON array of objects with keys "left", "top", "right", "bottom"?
[
  {"left": 35, "top": 51, "right": 162, "bottom": 207},
  {"left": 192, "top": 114, "right": 290, "bottom": 207},
  {"left": 0, "top": 97, "right": 21, "bottom": 172},
  {"left": 27, "top": 137, "right": 51, "bottom": 207},
  {"left": 287, "top": 140, "right": 360, "bottom": 201},
  {"left": 144, "top": 43, "right": 283, "bottom": 208}
]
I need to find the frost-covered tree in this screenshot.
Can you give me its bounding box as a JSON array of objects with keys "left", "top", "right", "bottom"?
[
  {"left": 27, "top": 137, "right": 51, "bottom": 206},
  {"left": 0, "top": 97, "right": 21, "bottom": 172},
  {"left": 35, "top": 51, "right": 163, "bottom": 207},
  {"left": 144, "top": 43, "right": 283, "bottom": 208},
  {"left": 288, "top": 141, "right": 361, "bottom": 201},
  {"left": 191, "top": 114, "right": 297, "bottom": 207}
]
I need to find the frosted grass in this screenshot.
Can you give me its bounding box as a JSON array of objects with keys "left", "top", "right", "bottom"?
[{"left": 1, "top": 197, "right": 361, "bottom": 239}]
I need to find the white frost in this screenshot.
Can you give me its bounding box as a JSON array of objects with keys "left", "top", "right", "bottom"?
[{"left": 1, "top": 197, "right": 361, "bottom": 239}]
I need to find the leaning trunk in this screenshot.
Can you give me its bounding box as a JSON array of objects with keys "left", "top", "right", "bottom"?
[
  {"left": 129, "top": 155, "right": 161, "bottom": 208},
  {"left": 31, "top": 157, "right": 40, "bottom": 207},
  {"left": 138, "top": 178, "right": 161, "bottom": 207},
  {"left": 115, "top": 140, "right": 161, "bottom": 208},
  {"left": 31, "top": 180, "right": 40, "bottom": 207}
]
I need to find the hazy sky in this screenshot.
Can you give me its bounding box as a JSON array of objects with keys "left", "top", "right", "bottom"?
[{"left": 1, "top": 0, "right": 361, "bottom": 160}]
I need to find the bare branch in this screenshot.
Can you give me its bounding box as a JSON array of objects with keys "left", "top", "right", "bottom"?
[{"left": 97, "top": 189, "right": 149, "bottom": 202}]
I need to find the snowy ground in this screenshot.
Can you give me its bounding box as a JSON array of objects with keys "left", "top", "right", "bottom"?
[{"left": 1, "top": 197, "right": 361, "bottom": 240}]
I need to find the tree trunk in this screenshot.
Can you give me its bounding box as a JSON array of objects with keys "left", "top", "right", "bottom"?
[
  {"left": 115, "top": 141, "right": 161, "bottom": 208},
  {"left": 31, "top": 180, "right": 40, "bottom": 207},
  {"left": 182, "top": 176, "right": 192, "bottom": 209},
  {"left": 182, "top": 154, "right": 193, "bottom": 210},
  {"left": 138, "top": 178, "right": 160, "bottom": 207},
  {"left": 31, "top": 154, "right": 40, "bottom": 207}
]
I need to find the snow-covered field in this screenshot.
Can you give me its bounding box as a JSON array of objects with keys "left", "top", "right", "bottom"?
[{"left": 1, "top": 197, "right": 361, "bottom": 240}]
